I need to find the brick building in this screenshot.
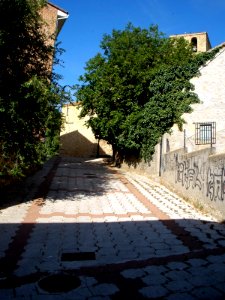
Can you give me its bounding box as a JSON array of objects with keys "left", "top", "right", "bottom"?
[
  {"left": 41, "top": 1, "right": 68, "bottom": 39},
  {"left": 39, "top": 2, "right": 68, "bottom": 71}
]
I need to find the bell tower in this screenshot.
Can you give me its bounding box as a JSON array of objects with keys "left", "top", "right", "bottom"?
[{"left": 170, "top": 32, "right": 212, "bottom": 52}]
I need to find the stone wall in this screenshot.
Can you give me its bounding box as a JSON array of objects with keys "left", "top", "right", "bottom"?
[{"left": 161, "top": 148, "right": 225, "bottom": 221}]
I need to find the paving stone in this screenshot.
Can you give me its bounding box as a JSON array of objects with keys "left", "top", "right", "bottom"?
[
  {"left": 202, "top": 243, "right": 217, "bottom": 249},
  {"left": 167, "top": 261, "right": 189, "bottom": 270},
  {"left": 215, "top": 237, "right": 225, "bottom": 247},
  {"left": 14, "top": 283, "right": 37, "bottom": 297},
  {"left": 207, "top": 262, "right": 225, "bottom": 273},
  {"left": 21, "top": 247, "right": 44, "bottom": 260},
  {"left": 207, "top": 255, "right": 225, "bottom": 263},
  {"left": 167, "top": 293, "right": 196, "bottom": 300},
  {"left": 191, "top": 286, "right": 223, "bottom": 299},
  {"left": 187, "top": 258, "right": 208, "bottom": 267},
  {"left": 91, "top": 283, "right": 119, "bottom": 296},
  {"left": 89, "top": 297, "right": 111, "bottom": 300},
  {"left": 121, "top": 268, "right": 146, "bottom": 279},
  {"left": 144, "top": 265, "right": 168, "bottom": 275},
  {"left": 33, "top": 294, "right": 64, "bottom": 300},
  {"left": 166, "top": 279, "right": 194, "bottom": 292},
  {"left": 186, "top": 265, "right": 209, "bottom": 277},
  {"left": 136, "top": 246, "right": 155, "bottom": 257},
  {"left": 117, "top": 249, "right": 138, "bottom": 260},
  {"left": 165, "top": 270, "right": 190, "bottom": 281},
  {"left": 186, "top": 274, "right": 215, "bottom": 287},
  {"left": 149, "top": 242, "right": 171, "bottom": 250},
  {"left": 80, "top": 276, "right": 98, "bottom": 287},
  {"left": 14, "top": 258, "right": 38, "bottom": 276},
  {"left": 142, "top": 273, "right": 167, "bottom": 285},
  {"left": 155, "top": 248, "right": 175, "bottom": 257},
  {"left": 171, "top": 245, "right": 189, "bottom": 254},
  {"left": 214, "top": 282, "right": 225, "bottom": 294},
  {"left": 139, "top": 285, "right": 169, "bottom": 298},
  {"left": 66, "top": 286, "right": 93, "bottom": 299}
]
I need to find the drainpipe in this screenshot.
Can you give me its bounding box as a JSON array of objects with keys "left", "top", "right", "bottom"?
[
  {"left": 159, "top": 136, "right": 163, "bottom": 177},
  {"left": 96, "top": 136, "right": 100, "bottom": 158},
  {"left": 184, "top": 129, "right": 186, "bottom": 151}
]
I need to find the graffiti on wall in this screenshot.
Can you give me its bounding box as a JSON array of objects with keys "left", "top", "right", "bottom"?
[
  {"left": 174, "top": 155, "right": 225, "bottom": 202},
  {"left": 207, "top": 167, "right": 225, "bottom": 201},
  {"left": 175, "top": 156, "right": 204, "bottom": 191}
]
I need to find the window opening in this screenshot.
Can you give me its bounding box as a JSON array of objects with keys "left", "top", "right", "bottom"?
[
  {"left": 195, "top": 122, "right": 216, "bottom": 146},
  {"left": 191, "top": 37, "right": 197, "bottom": 52}
]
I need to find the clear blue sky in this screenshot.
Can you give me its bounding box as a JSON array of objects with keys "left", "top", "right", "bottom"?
[{"left": 52, "top": 0, "right": 225, "bottom": 88}]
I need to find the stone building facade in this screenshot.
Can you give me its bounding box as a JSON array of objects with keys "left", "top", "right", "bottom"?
[{"left": 170, "top": 32, "right": 211, "bottom": 52}]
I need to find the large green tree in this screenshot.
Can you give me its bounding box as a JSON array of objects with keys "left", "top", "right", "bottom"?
[
  {"left": 76, "top": 24, "right": 218, "bottom": 162},
  {"left": 0, "top": 0, "right": 65, "bottom": 181}
]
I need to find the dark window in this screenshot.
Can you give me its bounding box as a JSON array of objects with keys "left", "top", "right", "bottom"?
[
  {"left": 195, "top": 122, "right": 216, "bottom": 145},
  {"left": 191, "top": 37, "right": 197, "bottom": 52}
]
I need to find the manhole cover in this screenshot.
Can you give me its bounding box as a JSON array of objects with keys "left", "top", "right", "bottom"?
[
  {"left": 61, "top": 252, "right": 96, "bottom": 261},
  {"left": 38, "top": 273, "right": 81, "bottom": 293}
]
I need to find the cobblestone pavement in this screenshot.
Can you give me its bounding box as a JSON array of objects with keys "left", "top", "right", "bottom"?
[{"left": 1, "top": 156, "right": 225, "bottom": 299}]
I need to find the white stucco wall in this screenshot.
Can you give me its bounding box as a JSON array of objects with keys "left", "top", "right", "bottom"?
[{"left": 164, "top": 46, "right": 225, "bottom": 154}]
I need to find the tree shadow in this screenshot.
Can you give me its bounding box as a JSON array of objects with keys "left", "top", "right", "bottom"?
[
  {"left": 1, "top": 156, "right": 225, "bottom": 298},
  {"left": 49, "top": 156, "right": 116, "bottom": 199},
  {"left": 0, "top": 156, "right": 113, "bottom": 210},
  {"left": 0, "top": 218, "right": 225, "bottom": 298}
]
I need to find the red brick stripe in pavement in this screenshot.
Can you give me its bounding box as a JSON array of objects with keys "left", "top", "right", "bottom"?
[
  {"left": 0, "top": 158, "right": 204, "bottom": 277},
  {"left": 0, "top": 157, "right": 60, "bottom": 276},
  {"left": 117, "top": 174, "right": 204, "bottom": 251}
]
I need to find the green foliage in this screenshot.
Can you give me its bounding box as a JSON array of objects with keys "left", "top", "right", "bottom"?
[
  {"left": 0, "top": 0, "right": 66, "bottom": 182},
  {"left": 76, "top": 24, "right": 219, "bottom": 162}
]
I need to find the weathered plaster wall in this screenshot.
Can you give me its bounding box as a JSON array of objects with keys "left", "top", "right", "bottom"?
[{"left": 60, "top": 104, "right": 112, "bottom": 157}]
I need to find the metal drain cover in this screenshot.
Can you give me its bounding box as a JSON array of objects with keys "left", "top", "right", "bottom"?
[
  {"left": 61, "top": 252, "right": 96, "bottom": 261},
  {"left": 38, "top": 273, "right": 81, "bottom": 293},
  {"left": 84, "top": 173, "right": 98, "bottom": 178}
]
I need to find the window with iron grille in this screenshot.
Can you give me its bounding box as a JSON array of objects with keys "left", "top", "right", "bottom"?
[{"left": 195, "top": 122, "right": 216, "bottom": 145}]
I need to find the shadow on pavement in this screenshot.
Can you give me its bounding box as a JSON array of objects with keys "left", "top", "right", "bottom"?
[
  {"left": 1, "top": 156, "right": 225, "bottom": 298},
  {"left": 0, "top": 219, "right": 225, "bottom": 295},
  {"left": 0, "top": 156, "right": 113, "bottom": 210}
]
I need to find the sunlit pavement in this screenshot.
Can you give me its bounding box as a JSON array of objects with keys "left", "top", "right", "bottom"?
[{"left": 1, "top": 156, "right": 225, "bottom": 299}]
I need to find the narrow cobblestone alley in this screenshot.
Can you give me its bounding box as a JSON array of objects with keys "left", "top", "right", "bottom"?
[{"left": 1, "top": 156, "right": 225, "bottom": 299}]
